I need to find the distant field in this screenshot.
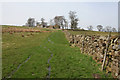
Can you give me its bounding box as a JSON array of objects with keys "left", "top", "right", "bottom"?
[
  {"left": 2, "top": 26, "right": 112, "bottom": 78},
  {"left": 67, "top": 29, "right": 118, "bottom": 36},
  {"left": 2, "top": 25, "right": 57, "bottom": 32}
]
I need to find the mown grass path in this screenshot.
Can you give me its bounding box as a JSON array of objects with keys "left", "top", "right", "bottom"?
[{"left": 2, "top": 31, "right": 112, "bottom": 78}]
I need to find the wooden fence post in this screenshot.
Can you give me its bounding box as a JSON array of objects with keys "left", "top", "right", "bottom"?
[{"left": 102, "top": 32, "right": 111, "bottom": 70}]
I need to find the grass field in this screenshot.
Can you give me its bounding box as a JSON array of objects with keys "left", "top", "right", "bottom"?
[
  {"left": 2, "top": 25, "right": 57, "bottom": 32},
  {"left": 2, "top": 31, "right": 51, "bottom": 78},
  {"left": 2, "top": 26, "right": 112, "bottom": 78},
  {"left": 68, "top": 30, "right": 118, "bottom": 36}
]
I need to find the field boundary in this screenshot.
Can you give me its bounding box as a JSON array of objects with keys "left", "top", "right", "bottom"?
[{"left": 64, "top": 30, "right": 120, "bottom": 78}]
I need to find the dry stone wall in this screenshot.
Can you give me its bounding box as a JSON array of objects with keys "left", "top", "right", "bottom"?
[{"left": 64, "top": 30, "right": 120, "bottom": 78}]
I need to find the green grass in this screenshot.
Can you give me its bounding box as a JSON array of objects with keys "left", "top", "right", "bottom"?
[
  {"left": 41, "top": 31, "right": 112, "bottom": 78},
  {"left": 2, "top": 27, "right": 112, "bottom": 78},
  {"left": 68, "top": 30, "right": 118, "bottom": 36},
  {"left": 1, "top": 25, "right": 57, "bottom": 32},
  {"left": 2, "top": 32, "right": 51, "bottom": 78}
]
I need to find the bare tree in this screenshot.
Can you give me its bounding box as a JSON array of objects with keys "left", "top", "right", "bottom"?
[
  {"left": 87, "top": 25, "right": 93, "bottom": 31},
  {"left": 27, "top": 18, "right": 35, "bottom": 27},
  {"left": 105, "top": 26, "right": 112, "bottom": 32},
  {"left": 40, "top": 18, "right": 47, "bottom": 28},
  {"left": 69, "top": 11, "right": 79, "bottom": 29},
  {"left": 41, "top": 18, "right": 45, "bottom": 27},
  {"left": 61, "top": 17, "right": 64, "bottom": 29},
  {"left": 97, "top": 25, "right": 103, "bottom": 31},
  {"left": 49, "top": 19, "right": 55, "bottom": 26},
  {"left": 41, "top": 18, "right": 45, "bottom": 22},
  {"left": 54, "top": 16, "right": 65, "bottom": 29},
  {"left": 112, "top": 27, "right": 117, "bottom": 32},
  {"left": 64, "top": 19, "right": 68, "bottom": 29}
]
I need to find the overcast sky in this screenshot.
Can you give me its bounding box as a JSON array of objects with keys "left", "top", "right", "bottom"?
[{"left": 1, "top": 2, "right": 118, "bottom": 30}]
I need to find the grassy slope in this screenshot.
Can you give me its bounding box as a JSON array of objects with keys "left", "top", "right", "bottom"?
[
  {"left": 43, "top": 31, "right": 112, "bottom": 78},
  {"left": 2, "top": 27, "right": 112, "bottom": 78},
  {"left": 2, "top": 32, "right": 51, "bottom": 78},
  {"left": 2, "top": 25, "right": 56, "bottom": 32}
]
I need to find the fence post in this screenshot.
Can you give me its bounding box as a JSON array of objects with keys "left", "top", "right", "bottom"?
[{"left": 102, "top": 32, "right": 111, "bottom": 70}]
